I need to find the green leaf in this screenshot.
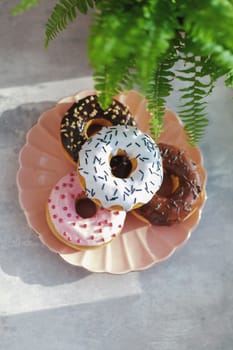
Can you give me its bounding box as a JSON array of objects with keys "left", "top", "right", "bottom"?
[
  {"left": 175, "top": 50, "right": 220, "bottom": 144},
  {"left": 176, "top": 75, "right": 196, "bottom": 82},
  {"left": 76, "top": 0, "right": 88, "bottom": 14},
  {"left": 45, "top": 0, "right": 95, "bottom": 47},
  {"left": 11, "top": 0, "right": 44, "bottom": 15},
  {"left": 12, "top": 0, "right": 233, "bottom": 145},
  {"left": 177, "top": 66, "right": 196, "bottom": 74},
  {"left": 225, "top": 70, "right": 233, "bottom": 87}
]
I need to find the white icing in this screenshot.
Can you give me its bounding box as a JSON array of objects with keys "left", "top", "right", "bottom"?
[{"left": 78, "top": 125, "right": 163, "bottom": 211}]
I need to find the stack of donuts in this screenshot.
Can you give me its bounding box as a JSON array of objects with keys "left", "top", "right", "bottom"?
[{"left": 46, "top": 94, "right": 203, "bottom": 251}]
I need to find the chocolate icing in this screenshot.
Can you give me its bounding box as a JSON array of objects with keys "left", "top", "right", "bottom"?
[
  {"left": 135, "top": 143, "right": 202, "bottom": 226},
  {"left": 60, "top": 95, "right": 136, "bottom": 163},
  {"left": 75, "top": 197, "right": 97, "bottom": 218}
]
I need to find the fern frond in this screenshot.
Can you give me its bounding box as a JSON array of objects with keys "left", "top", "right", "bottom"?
[
  {"left": 90, "top": 0, "right": 177, "bottom": 130},
  {"left": 11, "top": 0, "right": 44, "bottom": 15},
  {"left": 182, "top": 0, "right": 233, "bottom": 70},
  {"left": 12, "top": 0, "right": 233, "bottom": 145},
  {"left": 45, "top": 0, "right": 95, "bottom": 47},
  {"left": 94, "top": 60, "right": 136, "bottom": 110},
  {"left": 225, "top": 70, "right": 233, "bottom": 88},
  {"left": 177, "top": 54, "right": 216, "bottom": 144},
  {"left": 146, "top": 47, "right": 177, "bottom": 141}
]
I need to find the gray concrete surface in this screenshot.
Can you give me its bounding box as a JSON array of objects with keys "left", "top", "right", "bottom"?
[
  {"left": 0, "top": 0, "right": 92, "bottom": 88},
  {"left": 0, "top": 1, "right": 233, "bottom": 349}
]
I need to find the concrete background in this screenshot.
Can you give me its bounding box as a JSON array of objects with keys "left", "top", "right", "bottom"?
[
  {"left": 0, "top": 1, "right": 233, "bottom": 349},
  {"left": 0, "top": 0, "right": 92, "bottom": 88}
]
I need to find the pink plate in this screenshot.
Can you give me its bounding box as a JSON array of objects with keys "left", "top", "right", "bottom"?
[{"left": 16, "top": 90, "right": 207, "bottom": 273}]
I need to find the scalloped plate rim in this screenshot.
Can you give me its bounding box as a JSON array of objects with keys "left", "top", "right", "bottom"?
[
  {"left": 16, "top": 89, "right": 207, "bottom": 273},
  {"left": 59, "top": 190, "right": 207, "bottom": 274}
]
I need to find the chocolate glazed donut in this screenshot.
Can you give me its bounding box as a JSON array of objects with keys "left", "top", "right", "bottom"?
[
  {"left": 60, "top": 95, "right": 136, "bottom": 164},
  {"left": 134, "top": 143, "right": 202, "bottom": 226}
]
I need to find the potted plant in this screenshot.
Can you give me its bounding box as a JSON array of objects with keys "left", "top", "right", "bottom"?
[{"left": 12, "top": 0, "right": 233, "bottom": 144}]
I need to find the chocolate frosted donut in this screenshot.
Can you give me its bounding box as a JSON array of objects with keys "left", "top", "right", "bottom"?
[
  {"left": 134, "top": 143, "right": 202, "bottom": 226},
  {"left": 60, "top": 95, "right": 136, "bottom": 164}
]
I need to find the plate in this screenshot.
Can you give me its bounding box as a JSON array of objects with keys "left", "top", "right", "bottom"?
[{"left": 16, "top": 89, "right": 207, "bottom": 273}]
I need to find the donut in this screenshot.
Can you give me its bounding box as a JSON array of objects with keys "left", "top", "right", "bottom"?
[
  {"left": 46, "top": 171, "right": 127, "bottom": 250},
  {"left": 60, "top": 94, "right": 136, "bottom": 165},
  {"left": 78, "top": 125, "right": 163, "bottom": 211},
  {"left": 134, "top": 143, "right": 202, "bottom": 225}
]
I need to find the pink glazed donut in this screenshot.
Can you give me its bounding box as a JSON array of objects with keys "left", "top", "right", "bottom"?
[{"left": 46, "top": 171, "right": 126, "bottom": 250}]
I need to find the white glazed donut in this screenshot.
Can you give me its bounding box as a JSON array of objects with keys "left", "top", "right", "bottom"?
[
  {"left": 78, "top": 125, "right": 163, "bottom": 211},
  {"left": 46, "top": 171, "right": 126, "bottom": 250}
]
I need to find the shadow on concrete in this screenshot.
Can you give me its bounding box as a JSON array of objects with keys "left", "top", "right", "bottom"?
[
  {"left": 0, "top": 295, "right": 144, "bottom": 350},
  {"left": 0, "top": 102, "right": 90, "bottom": 285}
]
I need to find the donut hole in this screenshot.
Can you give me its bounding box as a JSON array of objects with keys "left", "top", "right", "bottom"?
[
  {"left": 85, "top": 118, "right": 112, "bottom": 138},
  {"left": 157, "top": 171, "right": 180, "bottom": 198},
  {"left": 75, "top": 197, "right": 97, "bottom": 218},
  {"left": 110, "top": 150, "right": 137, "bottom": 179}
]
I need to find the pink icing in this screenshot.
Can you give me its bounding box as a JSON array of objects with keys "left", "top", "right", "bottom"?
[{"left": 47, "top": 171, "right": 126, "bottom": 247}]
